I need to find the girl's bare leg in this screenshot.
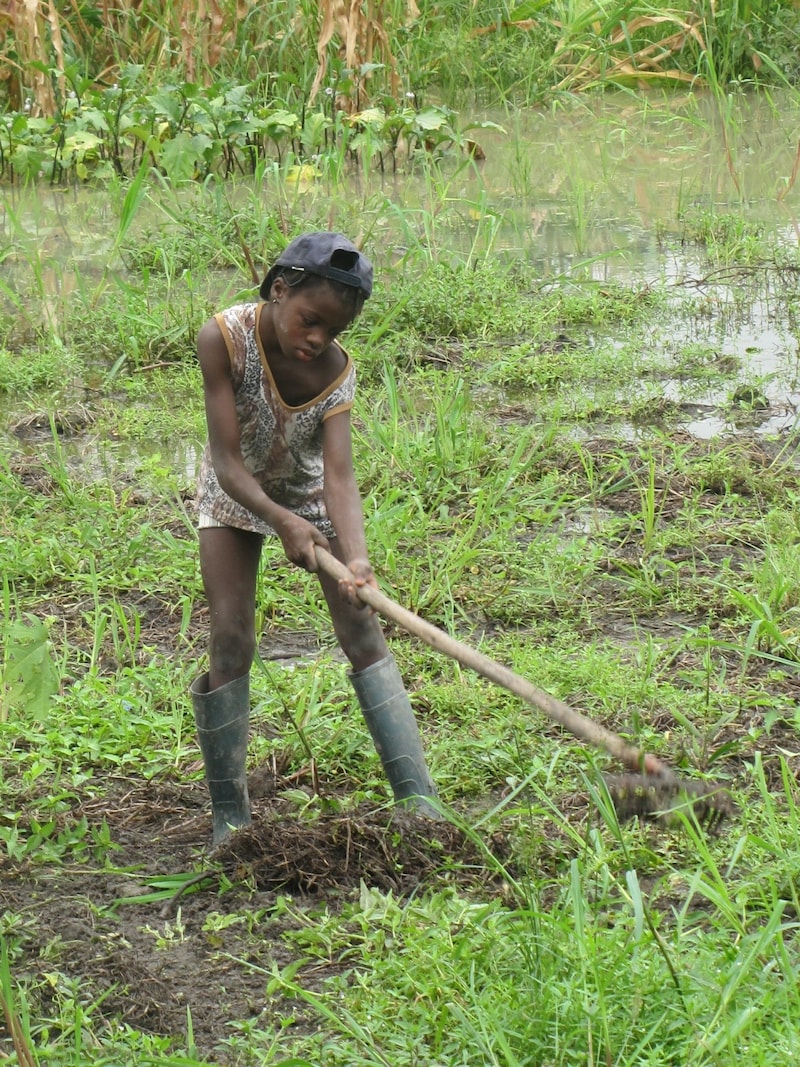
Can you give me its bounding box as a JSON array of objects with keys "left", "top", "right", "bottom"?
[
  {"left": 316, "top": 537, "right": 389, "bottom": 672},
  {"left": 317, "top": 540, "right": 439, "bottom": 812},
  {"left": 199, "top": 526, "right": 263, "bottom": 689}
]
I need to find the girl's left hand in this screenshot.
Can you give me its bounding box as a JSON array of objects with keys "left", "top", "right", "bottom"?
[{"left": 338, "top": 557, "right": 377, "bottom": 609}]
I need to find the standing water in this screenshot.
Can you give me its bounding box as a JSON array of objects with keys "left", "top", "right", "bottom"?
[{"left": 2, "top": 88, "right": 799, "bottom": 454}]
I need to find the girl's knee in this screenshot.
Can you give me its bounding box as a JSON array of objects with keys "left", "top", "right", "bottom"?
[
  {"left": 337, "top": 616, "right": 388, "bottom": 671},
  {"left": 210, "top": 630, "right": 256, "bottom": 678}
]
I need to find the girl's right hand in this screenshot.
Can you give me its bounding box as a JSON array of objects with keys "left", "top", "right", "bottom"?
[
  {"left": 336, "top": 557, "right": 377, "bottom": 612},
  {"left": 274, "top": 513, "right": 329, "bottom": 571}
]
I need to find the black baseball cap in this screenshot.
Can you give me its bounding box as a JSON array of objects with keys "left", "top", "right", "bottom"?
[{"left": 259, "top": 231, "right": 373, "bottom": 301}]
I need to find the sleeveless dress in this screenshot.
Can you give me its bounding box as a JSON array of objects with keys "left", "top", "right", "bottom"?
[{"left": 195, "top": 301, "right": 355, "bottom": 539}]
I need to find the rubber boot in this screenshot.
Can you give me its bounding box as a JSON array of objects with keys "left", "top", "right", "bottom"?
[
  {"left": 349, "top": 655, "right": 441, "bottom": 819},
  {"left": 190, "top": 672, "right": 252, "bottom": 848}
]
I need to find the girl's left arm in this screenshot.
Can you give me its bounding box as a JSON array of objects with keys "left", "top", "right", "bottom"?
[{"left": 322, "top": 409, "right": 377, "bottom": 600}]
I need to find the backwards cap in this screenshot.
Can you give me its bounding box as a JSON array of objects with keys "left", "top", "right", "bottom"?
[{"left": 259, "top": 231, "right": 373, "bottom": 301}]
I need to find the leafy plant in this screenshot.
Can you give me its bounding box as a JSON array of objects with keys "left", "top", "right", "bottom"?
[{"left": 0, "top": 615, "right": 60, "bottom": 723}]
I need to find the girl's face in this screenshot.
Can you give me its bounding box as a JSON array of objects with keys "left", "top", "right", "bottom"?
[{"left": 271, "top": 279, "right": 356, "bottom": 363}]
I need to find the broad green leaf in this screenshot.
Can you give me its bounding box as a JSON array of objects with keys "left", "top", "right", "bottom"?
[
  {"left": 348, "top": 107, "right": 386, "bottom": 128},
  {"left": 261, "top": 109, "right": 300, "bottom": 139},
  {"left": 413, "top": 107, "right": 452, "bottom": 131},
  {"left": 159, "top": 132, "right": 213, "bottom": 181},
  {"left": 148, "top": 89, "right": 183, "bottom": 124},
  {"left": 62, "top": 130, "right": 102, "bottom": 162},
  {"left": 1, "top": 617, "right": 60, "bottom": 721}
]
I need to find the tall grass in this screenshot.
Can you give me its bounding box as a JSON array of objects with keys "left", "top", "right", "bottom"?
[{"left": 3, "top": 0, "right": 800, "bottom": 122}]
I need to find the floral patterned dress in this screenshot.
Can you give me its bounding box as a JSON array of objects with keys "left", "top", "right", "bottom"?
[{"left": 196, "top": 301, "right": 355, "bottom": 538}]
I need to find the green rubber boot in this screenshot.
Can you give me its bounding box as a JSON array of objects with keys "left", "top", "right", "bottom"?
[
  {"left": 190, "top": 672, "right": 252, "bottom": 847},
  {"left": 349, "top": 655, "right": 441, "bottom": 819}
]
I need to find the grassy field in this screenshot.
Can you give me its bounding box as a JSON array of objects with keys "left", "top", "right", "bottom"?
[{"left": 4, "top": 86, "right": 800, "bottom": 1063}]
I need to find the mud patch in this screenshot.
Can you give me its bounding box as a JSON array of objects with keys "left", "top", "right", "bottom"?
[{"left": 1, "top": 774, "right": 510, "bottom": 1063}]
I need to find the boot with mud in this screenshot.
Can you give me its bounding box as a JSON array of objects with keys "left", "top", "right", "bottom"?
[
  {"left": 350, "top": 654, "right": 442, "bottom": 819},
  {"left": 190, "top": 672, "right": 252, "bottom": 848}
]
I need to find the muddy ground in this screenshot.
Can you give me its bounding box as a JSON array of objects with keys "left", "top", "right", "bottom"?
[
  {"left": 0, "top": 765, "right": 516, "bottom": 1061},
  {"left": 4, "top": 670, "right": 796, "bottom": 1063}
]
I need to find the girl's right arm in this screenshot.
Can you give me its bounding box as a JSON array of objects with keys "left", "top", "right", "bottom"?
[{"left": 197, "top": 318, "right": 329, "bottom": 569}]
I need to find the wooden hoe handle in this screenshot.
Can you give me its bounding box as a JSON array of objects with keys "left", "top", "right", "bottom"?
[{"left": 314, "top": 547, "right": 672, "bottom": 781}]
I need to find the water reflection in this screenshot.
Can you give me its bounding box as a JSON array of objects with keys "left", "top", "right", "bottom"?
[{"left": 10, "top": 421, "right": 201, "bottom": 487}]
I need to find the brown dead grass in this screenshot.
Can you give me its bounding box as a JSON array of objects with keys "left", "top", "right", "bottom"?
[
  {"left": 308, "top": 0, "right": 418, "bottom": 111},
  {"left": 2, "top": 0, "right": 418, "bottom": 117}
]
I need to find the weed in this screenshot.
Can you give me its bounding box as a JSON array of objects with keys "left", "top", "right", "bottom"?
[{"left": 0, "top": 612, "right": 60, "bottom": 722}]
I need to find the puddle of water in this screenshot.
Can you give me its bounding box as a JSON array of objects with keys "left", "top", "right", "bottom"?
[
  {"left": 4, "top": 91, "right": 799, "bottom": 276},
  {"left": 10, "top": 423, "right": 202, "bottom": 487},
  {"left": 559, "top": 506, "right": 618, "bottom": 537}
]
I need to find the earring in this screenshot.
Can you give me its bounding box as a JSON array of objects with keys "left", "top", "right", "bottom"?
[{"left": 272, "top": 298, "right": 278, "bottom": 304}]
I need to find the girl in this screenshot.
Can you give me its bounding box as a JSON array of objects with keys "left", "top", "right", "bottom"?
[{"left": 191, "top": 231, "right": 438, "bottom": 846}]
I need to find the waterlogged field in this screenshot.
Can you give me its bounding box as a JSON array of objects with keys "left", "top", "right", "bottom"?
[{"left": 3, "top": 90, "right": 800, "bottom": 1065}]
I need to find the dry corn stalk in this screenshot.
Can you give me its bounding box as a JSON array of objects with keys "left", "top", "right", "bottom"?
[
  {"left": 554, "top": 14, "right": 707, "bottom": 91},
  {"left": 179, "top": 0, "right": 226, "bottom": 82},
  {"left": 471, "top": 10, "right": 707, "bottom": 92},
  {"left": 2, "top": 0, "right": 244, "bottom": 117},
  {"left": 309, "top": 0, "right": 418, "bottom": 112},
  {"left": 3, "top": 0, "right": 66, "bottom": 115},
  {"left": 100, "top": 0, "right": 242, "bottom": 84}
]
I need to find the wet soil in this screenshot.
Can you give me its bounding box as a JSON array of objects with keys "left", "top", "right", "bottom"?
[{"left": 1, "top": 770, "right": 512, "bottom": 1062}]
